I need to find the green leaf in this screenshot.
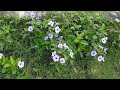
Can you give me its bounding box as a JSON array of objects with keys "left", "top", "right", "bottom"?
[
  {"left": 75, "top": 38, "right": 80, "bottom": 43},
  {"left": 23, "top": 34, "right": 28, "bottom": 39},
  {"left": 35, "top": 22, "right": 41, "bottom": 26},
  {"left": 101, "top": 31, "right": 108, "bottom": 35},
  {"left": 75, "top": 32, "right": 85, "bottom": 42},
  {"left": 86, "top": 52, "right": 90, "bottom": 56},
  {"left": 5, "top": 35, "right": 12, "bottom": 43},
  {"left": 73, "top": 67, "right": 78, "bottom": 74},
  {"left": 0, "top": 43, "right": 4, "bottom": 51},
  {"left": 1, "top": 26, "right": 6, "bottom": 30},
  {"left": 51, "top": 48, "right": 56, "bottom": 51},
  {"left": 26, "top": 21, "right": 32, "bottom": 24},
  {"left": 7, "top": 25, "right": 10, "bottom": 31},
  {"left": 80, "top": 52, "right": 83, "bottom": 57},
  {"left": 78, "top": 47, "right": 81, "bottom": 51},
  {"left": 119, "top": 34, "right": 120, "bottom": 40},
  {"left": 16, "top": 58, "right": 21, "bottom": 65},
  {"left": 92, "top": 35, "right": 97, "bottom": 39},
  {"left": 80, "top": 40, "right": 88, "bottom": 45},
  {"left": 12, "top": 69, "right": 17, "bottom": 74},
  {"left": 74, "top": 25, "right": 82, "bottom": 29},
  {"left": 10, "top": 56, "right": 15, "bottom": 66},
  {"left": 100, "top": 24, "right": 105, "bottom": 30},
  {"left": 42, "top": 41, "right": 50, "bottom": 45},
  {"left": 1, "top": 56, "right": 6, "bottom": 65},
  {"left": 50, "top": 62, "right": 54, "bottom": 65},
  {"left": 64, "top": 29, "right": 72, "bottom": 33},
  {"left": 6, "top": 75, "right": 11, "bottom": 79},
  {"left": 55, "top": 64, "right": 60, "bottom": 72},
  {"left": 2, "top": 68, "right": 6, "bottom": 73},
  {"left": 4, "top": 63, "right": 11, "bottom": 68},
  {"left": 77, "top": 32, "right": 85, "bottom": 39},
  {"left": 33, "top": 68, "right": 38, "bottom": 72},
  {"left": 71, "top": 26, "right": 75, "bottom": 30},
  {"left": 92, "top": 42, "right": 98, "bottom": 49},
  {"left": 70, "top": 60, "right": 74, "bottom": 65},
  {"left": 10, "top": 28, "right": 17, "bottom": 32},
  {"left": 17, "top": 73, "right": 30, "bottom": 79}
]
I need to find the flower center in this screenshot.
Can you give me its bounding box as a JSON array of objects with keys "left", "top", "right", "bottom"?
[{"left": 20, "top": 63, "right": 22, "bottom": 65}]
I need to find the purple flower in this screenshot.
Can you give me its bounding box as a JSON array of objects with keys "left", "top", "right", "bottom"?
[
  {"left": 98, "top": 56, "right": 104, "bottom": 62},
  {"left": 53, "top": 55, "right": 60, "bottom": 62},
  {"left": 60, "top": 58, "right": 65, "bottom": 64},
  {"left": 58, "top": 43, "right": 63, "bottom": 49},
  {"left": 28, "top": 26, "right": 33, "bottom": 32},
  {"left": 48, "top": 33, "right": 53, "bottom": 39},
  {"left": 91, "top": 51, "right": 97, "bottom": 56},
  {"left": 29, "top": 11, "right": 36, "bottom": 18},
  {"left": 52, "top": 51, "right": 56, "bottom": 57},
  {"left": 55, "top": 26, "right": 61, "bottom": 33},
  {"left": 58, "top": 36, "right": 63, "bottom": 41},
  {"left": 44, "top": 36, "right": 49, "bottom": 40}
]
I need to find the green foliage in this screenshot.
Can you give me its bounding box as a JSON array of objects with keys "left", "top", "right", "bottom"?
[
  {"left": 0, "top": 56, "right": 24, "bottom": 78},
  {"left": 0, "top": 11, "right": 119, "bottom": 79}
]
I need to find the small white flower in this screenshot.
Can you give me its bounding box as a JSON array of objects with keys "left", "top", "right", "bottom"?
[
  {"left": 91, "top": 51, "right": 97, "bottom": 56},
  {"left": 98, "top": 56, "right": 104, "bottom": 62},
  {"left": 103, "top": 48, "right": 107, "bottom": 54},
  {"left": 48, "top": 33, "right": 53, "bottom": 39},
  {"left": 68, "top": 48, "right": 72, "bottom": 52},
  {"left": 55, "top": 26, "right": 61, "bottom": 33},
  {"left": 29, "top": 11, "right": 36, "bottom": 18},
  {"left": 70, "top": 52, "right": 73, "bottom": 58},
  {"left": 58, "top": 43, "right": 63, "bottom": 49},
  {"left": 48, "top": 21, "right": 54, "bottom": 26},
  {"left": 52, "top": 51, "right": 56, "bottom": 57},
  {"left": 18, "top": 61, "right": 24, "bottom": 68},
  {"left": 36, "top": 17, "right": 40, "bottom": 20},
  {"left": 34, "top": 45, "right": 37, "bottom": 48},
  {"left": 60, "top": 58, "right": 65, "bottom": 64},
  {"left": 28, "top": 26, "right": 33, "bottom": 32},
  {"left": 99, "top": 45, "right": 104, "bottom": 49},
  {"left": 0, "top": 53, "right": 3, "bottom": 59},
  {"left": 101, "top": 37, "right": 108, "bottom": 44},
  {"left": 63, "top": 43, "right": 68, "bottom": 49},
  {"left": 55, "top": 22, "right": 59, "bottom": 26},
  {"left": 115, "top": 18, "right": 120, "bottom": 22},
  {"left": 105, "top": 37, "right": 108, "bottom": 40},
  {"left": 101, "top": 38, "right": 106, "bottom": 44},
  {"left": 54, "top": 33, "right": 58, "bottom": 38},
  {"left": 53, "top": 55, "right": 59, "bottom": 62},
  {"left": 44, "top": 36, "right": 49, "bottom": 40},
  {"left": 58, "top": 36, "right": 63, "bottom": 41}
]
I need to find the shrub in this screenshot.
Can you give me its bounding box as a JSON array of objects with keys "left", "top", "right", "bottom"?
[{"left": 0, "top": 11, "right": 119, "bottom": 78}]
